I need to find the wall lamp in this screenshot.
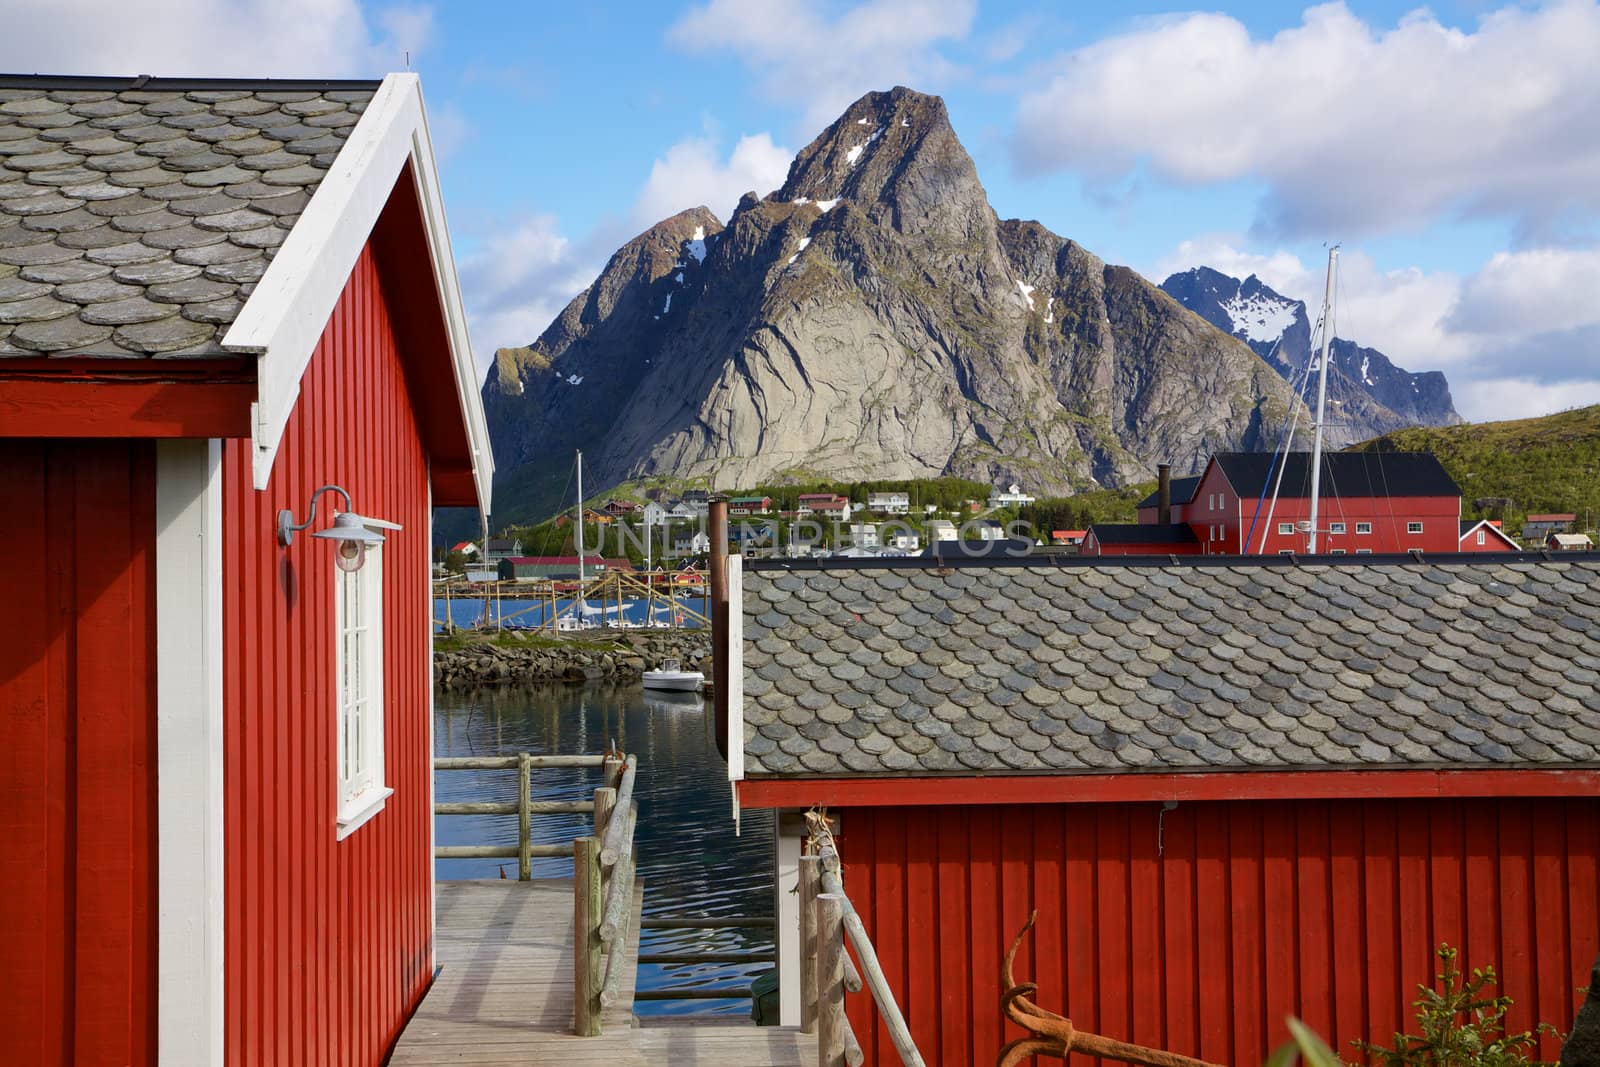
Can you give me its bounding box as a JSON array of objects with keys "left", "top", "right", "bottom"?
[{"left": 277, "top": 484, "right": 386, "bottom": 572}]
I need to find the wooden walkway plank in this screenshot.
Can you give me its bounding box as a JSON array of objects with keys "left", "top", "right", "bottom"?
[{"left": 388, "top": 881, "right": 815, "bottom": 1066}]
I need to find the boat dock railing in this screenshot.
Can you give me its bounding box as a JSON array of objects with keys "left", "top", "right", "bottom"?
[
  {"left": 573, "top": 753, "right": 638, "bottom": 1035},
  {"left": 433, "top": 753, "right": 609, "bottom": 880},
  {"left": 801, "top": 812, "right": 926, "bottom": 1067}
]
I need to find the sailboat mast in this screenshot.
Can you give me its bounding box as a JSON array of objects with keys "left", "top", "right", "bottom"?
[
  {"left": 1307, "top": 247, "right": 1338, "bottom": 554},
  {"left": 575, "top": 450, "right": 586, "bottom": 585}
]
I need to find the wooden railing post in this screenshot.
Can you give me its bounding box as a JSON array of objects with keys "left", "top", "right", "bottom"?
[
  {"left": 593, "top": 785, "right": 616, "bottom": 844},
  {"left": 517, "top": 752, "right": 532, "bottom": 881},
  {"left": 799, "top": 853, "right": 821, "bottom": 1034},
  {"left": 574, "top": 836, "right": 602, "bottom": 1036},
  {"left": 817, "top": 893, "right": 865, "bottom": 1067}
]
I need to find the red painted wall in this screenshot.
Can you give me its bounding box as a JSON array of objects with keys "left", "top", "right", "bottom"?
[
  {"left": 1460, "top": 524, "right": 1519, "bottom": 553},
  {"left": 836, "top": 799, "right": 1597, "bottom": 1067},
  {"left": 0, "top": 440, "right": 158, "bottom": 1066},
  {"left": 222, "top": 241, "right": 433, "bottom": 1065}
]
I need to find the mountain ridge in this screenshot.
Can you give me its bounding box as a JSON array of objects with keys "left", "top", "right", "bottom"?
[
  {"left": 485, "top": 87, "right": 1303, "bottom": 525},
  {"left": 1159, "top": 265, "right": 1460, "bottom": 437}
]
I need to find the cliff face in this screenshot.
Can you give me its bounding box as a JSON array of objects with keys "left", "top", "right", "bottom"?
[
  {"left": 485, "top": 88, "right": 1300, "bottom": 523},
  {"left": 1160, "top": 266, "right": 1460, "bottom": 442}
]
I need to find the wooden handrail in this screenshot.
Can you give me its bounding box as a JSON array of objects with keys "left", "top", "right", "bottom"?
[
  {"left": 432, "top": 752, "right": 608, "bottom": 880},
  {"left": 805, "top": 812, "right": 926, "bottom": 1067}
]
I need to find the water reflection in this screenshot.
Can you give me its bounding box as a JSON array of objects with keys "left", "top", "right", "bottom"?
[{"left": 434, "top": 682, "right": 775, "bottom": 1015}]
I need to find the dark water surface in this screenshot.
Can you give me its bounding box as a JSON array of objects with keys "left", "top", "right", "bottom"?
[{"left": 433, "top": 682, "right": 775, "bottom": 1014}]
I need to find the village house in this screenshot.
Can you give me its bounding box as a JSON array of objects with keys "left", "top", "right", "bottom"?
[
  {"left": 669, "top": 499, "right": 705, "bottom": 520},
  {"left": 805, "top": 496, "right": 853, "bottom": 521},
  {"left": 1096, "top": 453, "right": 1495, "bottom": 557},
  {"left": 1459, "top": 518, "right": 1521, "bottom": 552},
  {"left": 1524, "top": 513, "right": 1577, "bottom": 542},
  {"left": 450, "top": 539, "right": 479, "bottom": 557},
  {"left": 484, "top": 535, "right": 523, "bottom": 560},
  {"left": 728, "top": 494, "right": 773, "bottom": 516},
  {"left": 673, "top": 529, "right": 711, "bottom": 555},
  {"left": 881, "top": 527, "right": 920, "bottom": 551},
  {"left": 1049, "top": 529, "right": 1087, "bottom": 546},
  {"left": 726, "top": 554, "right": 1600, "bottom": 1065},
  {"left": 0, "top": 73, "right": 490, "bottom": 1065},
  {"left": 847, "top": 522, "right": 880, "bottom": 549},
  {"left": 866, "top": 490, "right": 910, "bottom": 514},
  {"left": 796, "top": 492, "right": 848, "bottom": 517},
  {"left": 925, "top": 519, "right": 959, "bottom": 542},
  {"left": 602, "top": 498, "right": 641, "bottom": 517},
  {"left": 988, "top": 482, "right": 1035, "bottom": 508},
  {"left": 640, "top": 500, "right": 667, "bottom": 526},
  {"left": 1550, "top": 532, "right": 1595, "bottom": 552}
]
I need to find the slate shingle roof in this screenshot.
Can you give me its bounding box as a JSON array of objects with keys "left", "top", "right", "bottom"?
[
  {"left": 0, "top": 75, "right": 377, "bottom": 357},
  {"left": 1135, "top": 475, "right": 1201, "bottom": 510},
  {"left": 740, "top": 557, "right": 1600, "bottom": 777}
]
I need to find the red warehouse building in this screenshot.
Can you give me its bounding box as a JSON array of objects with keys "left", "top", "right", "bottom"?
[
  {"left": 0, "top": 74, "right": 491, "bottom": 1065},
  {"left": 731, "top": 554, "right": 1600, "bottom": 1066},
  {"left": 1098, "top": 451, "right": 1487, "bottom": 557}
]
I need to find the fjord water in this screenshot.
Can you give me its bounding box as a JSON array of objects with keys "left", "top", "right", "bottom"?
[{"left": 433, "top": 681, "right": 775, "bottom": 1015}]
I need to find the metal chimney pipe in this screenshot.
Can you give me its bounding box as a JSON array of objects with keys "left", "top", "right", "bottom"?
[
  {"left": 708, "top": 497, "right": 730, "bottom": 761},
  {"left": 1157, "top": 464, "right": 1172, "bottom": 526}
]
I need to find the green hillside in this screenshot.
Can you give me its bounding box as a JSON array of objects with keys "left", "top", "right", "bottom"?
[{"left": 1348, "top": 405, "right": 1600, "bottom": 534}]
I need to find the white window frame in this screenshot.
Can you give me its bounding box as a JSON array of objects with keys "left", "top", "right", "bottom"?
[
  {"left": 1330, "top": 522, "right": 1346, "bottom": 534},
  {"left": 1330, "top": 549, "right": 1346, "bottom": 555},
  {"left": 1277, "top": 522, "right": 1293, "bottom": 535},
  {"left": 336, "top": 545, "right": 392, "bottom": 838},
  {"left": 1477, "top": 529, "right": 1486, "bottom": 545},
  {"left": 1407, "top": 521, "right": 1424, "bottom": 534},
  {"left": 1278, "top": 549, "right": 1294, "bottom": 556},
  {"left": 1356, "top": 522, "right": 1372, "bottom": 534}
]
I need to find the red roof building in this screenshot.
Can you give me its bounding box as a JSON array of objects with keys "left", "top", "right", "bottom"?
[
  {"left": 731, "top": 556, "right": 1600, "bottom": 1065},
  {"left": 1459, "top": 519, "right": 1520, "bottom": 552},
  {"left": 0, "top": 74, "right": 490, "bottom": 1065}
]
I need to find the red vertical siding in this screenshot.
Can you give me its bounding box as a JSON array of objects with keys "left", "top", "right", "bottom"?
[
  {"left": 223, "top": 241, "right": 432, "bottom": 1066},
  {"left": 0, "top": 440, "right": 158, "bottom": 1066},
  {"left": 839, "top": 798, "right": 1598, "bottom": 1067}
]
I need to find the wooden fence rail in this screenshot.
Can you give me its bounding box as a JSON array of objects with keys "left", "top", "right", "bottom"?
[
  {"left": 803, "top": 812, "right": 926, "bottom": 1067},
  {"left": 433, "top": 752, "right": 611, "bottom": 880}
]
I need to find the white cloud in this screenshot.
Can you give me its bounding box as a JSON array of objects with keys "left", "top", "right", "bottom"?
[
  {"left": 456, "top": 214, "right": 602, "bottom": 376},
  {"left": 632, "top": 133, "right": 793, "bottom": 227},
  {"left": 0, "top": 0, "right": 430, "bottom": 77},
  {"left": 1015, "top": 2, "right": 1600, "bottom": 240},
  {"left": 1156, "top": 235, "right": 1600, "bottom": 421},
  {"left": 668, "top": 0, "right": 976, "bottom": 129}
]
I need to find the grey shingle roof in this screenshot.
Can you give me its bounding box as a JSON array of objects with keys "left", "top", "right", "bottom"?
[
  {"left": 0, "top": 75, "right": 377, "bottom": 357},
  {"left": 740, "top": 557, "right": 1600, "bottom": 777}
]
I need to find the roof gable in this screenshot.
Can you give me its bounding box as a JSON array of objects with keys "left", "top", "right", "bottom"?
[{"left": 740, "top": 557, "right": 1600, "bottom": 779}]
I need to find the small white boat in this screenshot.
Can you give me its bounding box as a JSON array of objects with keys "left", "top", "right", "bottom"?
[{"left": 642, "top": 657, "right": 704, "bottom": 692}]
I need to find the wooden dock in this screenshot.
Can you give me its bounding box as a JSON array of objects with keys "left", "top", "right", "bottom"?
[{"left": 389, "top": 880, "right": 816, "bottom": 1066}]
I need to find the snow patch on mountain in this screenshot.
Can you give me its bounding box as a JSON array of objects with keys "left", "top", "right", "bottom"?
[{"left": 1220, "top": 290, "right": 1300, "bottom": 343}]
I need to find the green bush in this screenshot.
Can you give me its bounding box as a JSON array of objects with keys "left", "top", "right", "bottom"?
[{"left": 1354, "top": 945, "right": 1556, "bottom": 1067}]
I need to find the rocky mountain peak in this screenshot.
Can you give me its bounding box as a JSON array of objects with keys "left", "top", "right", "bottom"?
[{"left": 482, "top": 88, "right": 1304, "bottom": 525}]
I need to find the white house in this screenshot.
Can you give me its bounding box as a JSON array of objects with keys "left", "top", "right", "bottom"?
[
  {"left": 867, "top": 491, "right": 910, "bottom": 515},
  {"left": 927, "top": 520, "right": 958, "bottom": 542},
  {"left": 883, "top": 529, "right": 921, "bottom": 551},
  {"left": 673, "top": 530, "right": 711, "bottom": 555},
  {"left": 641, "top": 501, "right": 667, "bottom": 526},
  {"left": 669, "top": 500, "right": 706, "bottom": 519},
  {"left": 988, "top": 482, "right": 1035, "bottom": 508},
  {"left": 847, "top": 523, "right": 880, "bottom": 549}
]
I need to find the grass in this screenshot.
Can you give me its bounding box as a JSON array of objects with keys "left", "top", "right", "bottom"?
[
  {"left": 1348, "top": 404, "right": 1600, "bottom": 532},
  {"left": 433, "top": 631, "right": 629, "bottom": 654}
]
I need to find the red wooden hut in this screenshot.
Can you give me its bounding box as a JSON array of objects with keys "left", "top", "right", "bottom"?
[
  {"left": 730, "top": 554, "right": 1600, "bottom": 1065},
  {"left": 0, "top": 74, "right": 491, "bottom": 1065},
  {"left": 1106, "top": 452, "right": 1465, "bottom": 557}
]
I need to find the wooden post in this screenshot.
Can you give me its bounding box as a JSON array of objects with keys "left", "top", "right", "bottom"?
[
  {"left": 517, "top": 752, "right": 532, "bottom": 881},
  {"left": 593, "top": 785, "right": 615, "bottom": 843},
  {"left": 574, "top": 836, "right": 602, "bottom": 1036},
  {"left": 602, "top": 753, "right": 623, "bottom": 793},
  {"left": 818, "top": 893, "right": 847, "bottom": 1067},
  {"left": 799, "top": 853, "right": 821, "bottom": 1034}
]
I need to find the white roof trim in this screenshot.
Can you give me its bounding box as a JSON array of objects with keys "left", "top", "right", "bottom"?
[{"left": 222, "top": 73, "right": 492, "bottom": 514}]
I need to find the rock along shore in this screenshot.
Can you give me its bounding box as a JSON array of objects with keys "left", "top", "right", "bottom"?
[{"left": 433, "top": 628, "right": 711, "bottom": 689}]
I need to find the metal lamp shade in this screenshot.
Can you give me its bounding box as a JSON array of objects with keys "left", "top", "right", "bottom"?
[{"left": 311, "top": 511, "right": 388, "bottom": 546}]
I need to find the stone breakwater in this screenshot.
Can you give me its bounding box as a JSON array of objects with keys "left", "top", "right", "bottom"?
[{"left": 433, "top": 629, "right": 712, "bottom": 688}]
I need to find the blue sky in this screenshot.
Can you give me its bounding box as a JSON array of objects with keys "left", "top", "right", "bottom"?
[{"left": 7, "top": 0, "right": 1599, "bottom": 420}]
